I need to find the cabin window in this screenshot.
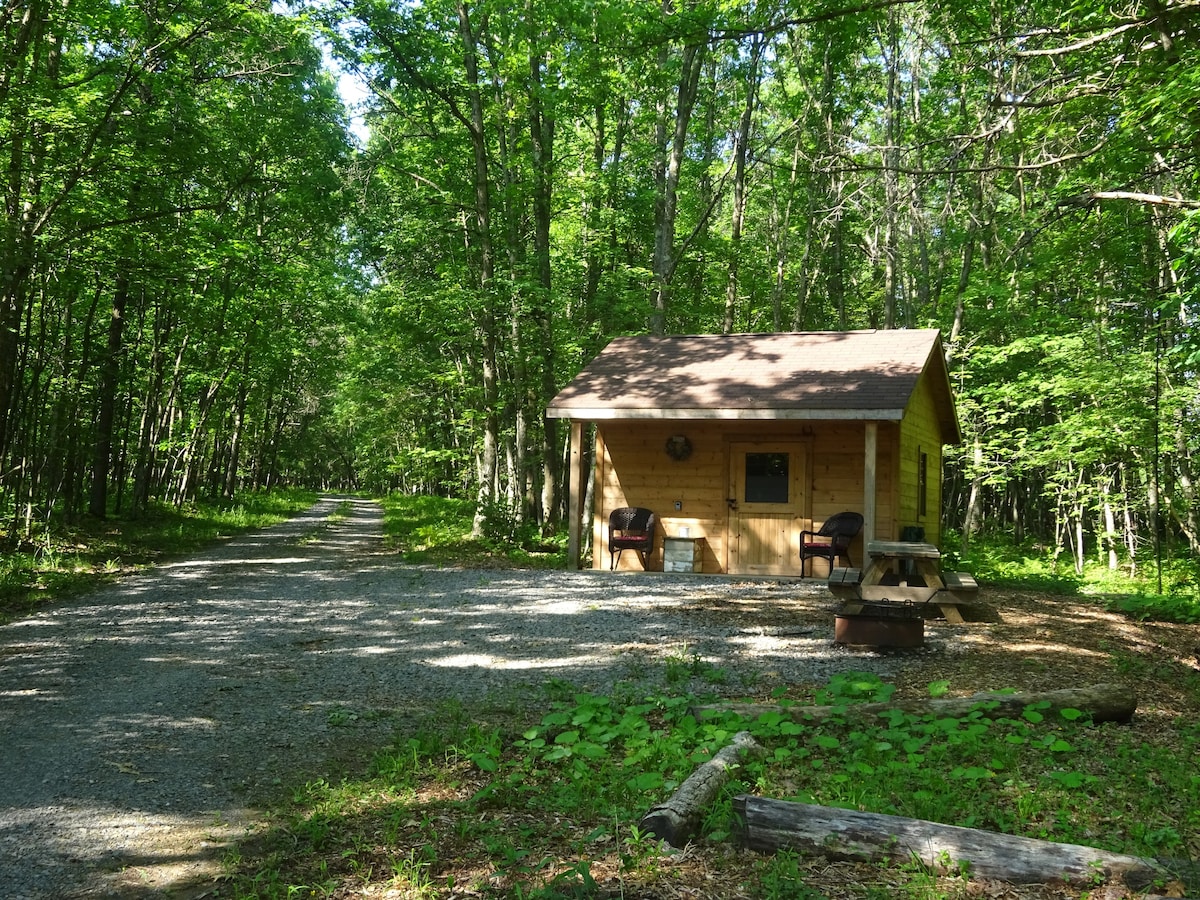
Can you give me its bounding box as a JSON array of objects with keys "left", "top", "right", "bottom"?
[
  {"left": 745, "top": 452, "right": 789, "bottom": 503},
  {"left": 918, "top": 449, "right": 929, "bottom": 518}
]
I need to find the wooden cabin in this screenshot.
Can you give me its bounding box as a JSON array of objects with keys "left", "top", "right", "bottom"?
[{"left": 546, "top": 330, "right": 961, "bottom": 576}]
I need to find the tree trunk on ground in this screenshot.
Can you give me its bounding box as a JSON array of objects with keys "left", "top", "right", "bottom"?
[
  {"left": 690, "top": 683, "right": 1137, "bottom": 726},
  {"left": 638, "top": 730, "right": 764, "bottom": 847},
  {"left": 733, "top": 796, "right": 1168, "bottom": 890}
]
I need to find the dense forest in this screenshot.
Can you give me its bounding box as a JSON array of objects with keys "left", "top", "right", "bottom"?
[{"left": 1, "top": 0, "right": 1197, "bottom": 575}]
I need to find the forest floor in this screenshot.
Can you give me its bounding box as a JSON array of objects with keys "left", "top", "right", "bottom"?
[
  {"left": 1, "top": 498, "right": 1197, "bottom": 899},
  {"left": 367, "top": 586, "right": 1200, "bottom": 900}
]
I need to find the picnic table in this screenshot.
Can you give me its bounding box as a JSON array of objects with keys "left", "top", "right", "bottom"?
[{"left": 827, "top": 540, "right": 977, "bottom": 624}]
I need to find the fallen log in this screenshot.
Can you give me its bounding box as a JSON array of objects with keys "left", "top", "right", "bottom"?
[
  {"left": 734, "top": 795, "right": 1169, "bottom": 890},
  {"left": 638, "top": 730, "right": 764, "bottom": 848},
  {"left": 692, "top": 682, "right": 1136, "bottom": 725}
]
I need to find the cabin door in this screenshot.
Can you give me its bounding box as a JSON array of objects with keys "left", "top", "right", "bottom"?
[{"left": 727, "top": 442, "right": 809, "bottom": 576}]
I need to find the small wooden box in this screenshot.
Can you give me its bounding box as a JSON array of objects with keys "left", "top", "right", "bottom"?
[{"left": 663, "top": 537, "right": 704, "bottom": 573}]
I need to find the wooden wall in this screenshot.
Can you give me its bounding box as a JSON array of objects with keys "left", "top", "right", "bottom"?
[
  {"left": 897, "top": 371, "right": 944, "bottom": 546},
  {"left": 594, "top": 421, "right": 730, "bottom": 572},
  {"left": 592, "top": 420, "right": 899, "bottom": 574}
]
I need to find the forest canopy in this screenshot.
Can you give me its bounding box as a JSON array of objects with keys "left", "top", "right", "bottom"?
[{"left": 1, "top": 0, "right": 1197, "bottom": 576}]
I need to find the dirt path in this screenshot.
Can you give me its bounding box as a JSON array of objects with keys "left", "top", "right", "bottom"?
[{"left": 0, "top": 497, "right": 393, "bottom": 898}]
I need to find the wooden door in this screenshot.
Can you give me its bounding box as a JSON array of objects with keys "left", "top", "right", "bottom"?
[{"left": 728, "top": 442, "right": 808, "bottom": 575}]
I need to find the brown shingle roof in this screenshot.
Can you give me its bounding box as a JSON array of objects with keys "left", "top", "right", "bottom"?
[{"left": 547, "top": 330, "right": 959, "bottom": 440}]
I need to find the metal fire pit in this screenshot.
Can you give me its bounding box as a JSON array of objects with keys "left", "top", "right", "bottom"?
[{"left": 835, "top": 600, "right": 925, "bottom": 648}]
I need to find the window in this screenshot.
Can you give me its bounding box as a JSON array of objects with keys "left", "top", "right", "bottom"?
[{"left": 745, "top": 452, "right": 789, "bottom": 503}]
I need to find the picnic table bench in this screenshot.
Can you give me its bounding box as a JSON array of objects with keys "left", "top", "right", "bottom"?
[{"left": 828, "top": 541, "right": 978, "bottom": 624}]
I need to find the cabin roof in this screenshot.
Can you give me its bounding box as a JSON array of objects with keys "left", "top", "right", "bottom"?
[{"left": 547, "top": 329, "right": 961, "bottom": 442}]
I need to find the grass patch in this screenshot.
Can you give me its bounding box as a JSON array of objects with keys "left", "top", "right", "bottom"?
[
  {"left": 0, "top": 488, "right": 316, "bottom": 623},
  {"left": 381, "top": 493, "right": 566, "bottom": 569},
  {"left": 944, "top": 532, "right": 1200, "bottom": 623},
  {"left": 218, "top": 672, "right": 1200, "bottom": 898}
]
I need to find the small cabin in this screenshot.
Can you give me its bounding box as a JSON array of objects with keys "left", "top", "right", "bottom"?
[{"left": 546, "top": 330, "right": 961, "bottom": 576}]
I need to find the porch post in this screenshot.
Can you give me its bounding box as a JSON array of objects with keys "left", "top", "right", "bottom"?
[
  {"left": 863, "top": 421, "right": 878, "bottom": 543},
  {"left": 567, "top": 419, "right": 584, "bottom": 569}
]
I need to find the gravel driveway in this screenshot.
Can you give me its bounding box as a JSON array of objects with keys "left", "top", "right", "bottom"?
[{"left": 0, "top": 497, "right": 918, "bottom": 898}]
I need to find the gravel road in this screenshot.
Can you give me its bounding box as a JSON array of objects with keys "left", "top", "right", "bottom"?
[{"left": 0, "top": 497, "right": 920, "bottom": 898}]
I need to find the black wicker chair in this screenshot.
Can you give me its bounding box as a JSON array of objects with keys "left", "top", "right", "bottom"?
[
  {"left": 608, "top": 507, "right": 657, "bottom": 570},
  {"left": 799, "top": 511, "right": 864, "bottom": 577}
]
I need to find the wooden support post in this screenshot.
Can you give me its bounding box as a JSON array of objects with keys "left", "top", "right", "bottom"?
[
  {"left": 863, "top": 422, "right": 877, "bottom": 544},
  {"left": 567, "top": 420, "right": 583, "bottom": 570}
]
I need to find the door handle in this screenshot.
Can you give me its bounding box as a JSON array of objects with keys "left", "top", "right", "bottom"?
[{"left": 726, "top": 497, "right": 738, "bottom": 510}]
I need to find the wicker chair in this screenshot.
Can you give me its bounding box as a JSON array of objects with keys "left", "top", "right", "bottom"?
[
  {"left": 608, "top": 507, "right": 657, "bottom": 570},
  {"left": 799, "top": 511, "right": 864, "bottom": 577}
]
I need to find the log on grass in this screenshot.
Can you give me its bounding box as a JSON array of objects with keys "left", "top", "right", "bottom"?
[
  {"left": 638, "top": 730, "right": 764, "bottom": 848},
  {"left": 734, "top": 795, "right": 1168, "bottom": 890},
  {"left": 692, "top": 683, "right": 1136, "bottom": 725}
]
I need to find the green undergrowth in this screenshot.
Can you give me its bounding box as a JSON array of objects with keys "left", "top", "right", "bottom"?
[
  {"left": 945, "top": 532, "right": 1200, "bottom": 624},
  {"left": 381, "top": 493, "right": 566, "bottom": 569},
  {"left": 0, "top": 487, "right": 317, "bottom": 623},
  {"left": 220, "top": 672, "right": 1200, "bottom": 899}
]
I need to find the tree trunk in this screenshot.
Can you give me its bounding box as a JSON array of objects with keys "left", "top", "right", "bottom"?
[
  {"left": 88, "top": 266, "right": 131, "bottom": 518},
  {"left": 490, "top": 51, "right": 526, "bottom": 520},
  {"left": 721, "top": 36, "right": 763, "bottom": 336},
  {"left": 0, "top": 0, "right": 47, "bottom": 488},
  {"left": 961, "top": 434, "right": 984, "bottom": 548},
  {"left": 649, "top": 9, "right": 703, "bottom": 335},
  {"left": 639, "top": 731, "right": 764, "bottom": 847},
  {"left": 771, "top": 134, "right": 800, "bottom": 332},
  {"left": 880, "top": 8, "right": 901, "bottom": 330},
  {"left": 456, "top": 0, "right": 499, "bottom": 538},
  {"left": 525, "top": 13, "right": 558, "bottom": 529},
  {"left": 733, "top": 795, "right": 1167, "bottom": 889},
  {"left": 1103, "top": 492, "right": 1119, "bottom": 570},
  {"left": 691, "top": 683, "right": 1137, "bottom": 726},
  {"left": 224, "top": 372, "right": 249, "bottom": 499},
  {"left": 1170, "top": 407, "right": 1200, "bottom": 552}
]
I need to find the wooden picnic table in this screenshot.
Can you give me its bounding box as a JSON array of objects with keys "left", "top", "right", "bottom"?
[
  {"left": 861, "top": 540, "right": 943, "bottom": 591},
  {"left": 827, "top": 540, "right": 977, "bottom": 624}
]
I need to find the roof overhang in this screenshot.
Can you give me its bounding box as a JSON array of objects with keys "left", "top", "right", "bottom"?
[
  {"left": 546, "top": 407, "right": 908, "bottom": 421},
  {"left": 546, "top": 330, "right": 961, "bottom": 444}
]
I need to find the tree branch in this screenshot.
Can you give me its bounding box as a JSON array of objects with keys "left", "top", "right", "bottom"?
[
  {"left": 1069, "top": 190, "right": 1200, "bottom": 209},
  {"left": 1015, "top": 20, "right": 1143, "bottom": 58}
]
